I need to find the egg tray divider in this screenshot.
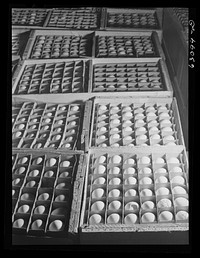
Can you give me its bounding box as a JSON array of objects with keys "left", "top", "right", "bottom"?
[
  {"left": 45, "top": 8, "right": 103, "bottom": 30},
  {"left": 103, "top": 8, "right": 162, "bottom": 42},
  {"left": 79, "top": 145, "right": 189, "bottom": 233},
  {"left": 22, "top": 30, "right": 95, "bottom": 60},
  {"left": 12, "top": 149, "right": 86, "bottom": 236},
  {"left": 12, "top": 29, "right": 31, "bottom": 60},
  {"left": 94, "top": 31, "right": 165, "bottom": 59},
  {"left": 12, "top": 58, "right": 90, "bottom": 95},
  {"left": 12, "top": 8, "right": 52, "bottom": 29},
  {"left": 89, "top": 58, "right": 173, "bottom": 96},
  {"left": 12, "top": 97, "right": 92, "bottom": 151}
]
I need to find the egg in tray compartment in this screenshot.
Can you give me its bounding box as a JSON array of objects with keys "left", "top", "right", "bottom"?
[
  {"left": 90, "top": 100, "right": 182, "bottom": 148},
  {"left": 80, "top": 148, "right": 189, "bottom": 231},
  {"left": 92, "top": 61, "right": 166, "bottom": 92},
  {"left": 96, "top": 35, "right": 158, "bottom": 58},
  {"left": 12, "top": 9, "right": 49, "bottom": 27},
  {"left": 12, "top": 151, "right": 82, "bottom": 236},
  {"left": 12, "top": 60, "right": 89, "bottom": 94},
  {"left": 46, "top": 8, "right": 100, "bottom": 30},
  {"left": 12, "top": 101, "right": 83, "bottom": 150}
]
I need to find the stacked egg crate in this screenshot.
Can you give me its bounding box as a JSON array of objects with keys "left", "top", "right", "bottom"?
[{"left": 172, "top": 8, "right": 189, "bottom": 44}]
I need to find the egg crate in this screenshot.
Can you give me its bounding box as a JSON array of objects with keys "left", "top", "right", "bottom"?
[
  {"left": 90, "top": 58, "right": 173, "bottom": 96},
  {"left": 79, "top": 145, "right": 189, "bottom": 233},
  {"left": 45, "top": 8, "right": 102, "bottom": 30},
  {"left": 11, "top": 99, "right": 88, "bottom": 150},
  {"left": 12, "top": 150, "right": 86, "bottom": 237},
  {"left": 23, "top": 30, "right": 95, "bottom": 60},
  {"left": 12, "top": 29, "right": 31, "bottom": 60},
  {"left": 86, "top": 97, "right": 185, "bottom": 151},
  {"left": 103, "top": 9, "right": 162, "bottom": 41},
  {"left": 94, "top": 31, "right": 164, "bottom": 58},
  {"left": 12, "top": 59, "right": 90, "bottom": 95},
  {"left": 172, "top": 8, "right": 189, "bottom": 44},
  {"left": 12, "top": 8, "right": 50, "bottom": 28}
]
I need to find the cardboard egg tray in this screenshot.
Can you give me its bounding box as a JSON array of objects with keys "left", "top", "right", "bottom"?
[
  {"left": 23, "top": 30, "right": 95, "bottom": 60},
  {"left": 12, "top": 149, "right": 86, "bottom": 237},
  {"left": 12, "top": 29, "right": 30, "bottom": 60},
  {"left": 12, "top": 59, "right": 90, "bottom": 94},
  {"left": 94, "top": 31, "right": 165, "bottom": 59},
  {"left": 90, "top": 58, "right": 173, "bottom": 96},
  {"left": 103, "top": 9, "right": 162, "bottom": 42},
  {"left": 45, "top": 8, "right": 102, "bottom": 30},
  {"left": 12, "top": 97, "right": 92, "bottom": 151},
  {"left": 79, "top": 145, "right": 189, "bottom": 234},
  {"left": 86, "top": 97, "right": 185, "bottom": 150},
  {"left": 12, "top": 8, "right": 51, "bottom": 28}
]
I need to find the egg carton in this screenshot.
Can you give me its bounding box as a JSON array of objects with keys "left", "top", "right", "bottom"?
[
  {"left": 79, "top": 145, "right": 189, "bottom": 234},
  {"left": 85, "top": 96, "right": 185, "bottom": 151},
  {"left": 22, "top": 30, "right": 95, "bottom": 60},
  {"left": 12, "top": 97, "right": 93, "bottom": 151},
  {"left": 12, "top": 29, "right": 31, "bottom": 60},
  {"left": 89, "top": 58, "right": 173, "bottom": 97},
  {"left": 103, "top": 8, "right": 162, "bottom": 42},
  {"left": 12, "top": 8, "right": 51, "bottom": 29},
  {"left": 12, "top": 59, "right": 90, "bottom": 95},
  {"left": 45, "top": 8, "right": 102, "bottom": 30},
  {"left": 12, "top": 149, "right": 86, "bottom": 237},
  {"left": 94, "top": 31, "right": 165, "bottom": 59}
]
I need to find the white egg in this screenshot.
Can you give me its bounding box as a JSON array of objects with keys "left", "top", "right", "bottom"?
[
  {"left": 161, "top": 126, "right": 173, "bottom": 133},
  {"left": 110, "top": 127, "right": 120, "bottom": 134},
  {"left": 122, "top": 120, "right": 132, "bottom": 127},
  {"left": 93, "top": 177, "right": 106, "bottom": 184},
  {"left": 134, "top": 119, "right": 145, "bottom": 127},
  {"left": 26, "top": 180, "right": 36, "bottom": 187},
  {"left": 61, "top": 143, "right": 71, "bottom": 148},
  {"left": 171, "top": 176, "right": 185, "bottom": 184},
  {"left": 97, "top": 156, "right": 106, "bottom": 163},
  {"left": 51, "top": 207, "right": 66, "bottom": 216},
  {"left": 174, "top": 197, "right": 188, "bottom": 207},
  {"left": 160, "top": 119, "right": 172, "bottom": 126},
  {"left": 140, "top": 189, "right": 153, "bottom": 197},
  {"left": 34, "top": 205, "right": 45, "bottom": 214},
  {"left": 123, "top": 111, "right": 133, "bottom": 118},
  {"left": 147, "top": 112, "right": 157, "bottom": 118},
  {"left": 148, "top": 120, "right": 158, "bottom": 127},
  {"left": 33, "top": 157, "right": 43, "bottom": 165},
  {"left": 159, "top": 112, "right": 170, "bottom": 119},
  {"left": 157, "top": 198, "right": 172, "bottom": 208},
  {"left": 92, "top": 188, "right": 104, "bottom": 198},
  {"left": 107, "top": 213, "right": 120, "bottom": 224},
  {"left": 44, "top": 118, "right": 51, "bottom": 123},
  {"left": 168, "top": 157, "right": 180, "bottom": 164},
  {"left": 99, "top": 105, "right": 107, "bottom": 111},
  {"left": 124, "top": 167, "right": 136, "bottom": 174},
  {"left": 157, "top": 105, "right": 168, "bottom": 112},
  {"left": 139, "top": 167, "right": 152, "bottom": 174},
  {"left": 136, "top": 134, "right": 147, "bottom": 141},
  {"left": 139, "top": 156, "right": 151, "bottom": 165},
  {"left": 124, "top": 176, "right": 137, "bottom": 185},
  {"left": 111, "top": 118, "right": 120, "bottom": 125},
  {"left": 12, "top": 178, "right": 21, "bottom": 186},
  {"left": 141, "top": 201, "right": 155, "bottom": 210},
  {"left": 89, "top": 214, "right": 102, "bottom": 225},
  {"left": 15, "top": 167, "right": 26, "bottom": 175},
  {"left": 108, "top": 200, "right": 121, "bottom": 210},
  {"left": 109, "top": 167, "right": 120, "bottom": 174},
  {"left": 94, "top": 165, "right": 106, "bottom": 174},
  {"left": 71, "top": 105, "right": 79, "bottom": 112},
  {"left": 55, "top": 194, "right": 66, "bottom": 202},
  {"left": 125, "top": 201, "right": 139, "bottom": 211},
  {"left": 46, "top": 158, "right": 57, "bottom": 167},
  {"left": 176, "top": 211, "right": 189, "bottom": 220},
  {"left": 164, "top": 135, "right": 175, "bottom": 141},
  {"left": 159, "top": 211, "right": 173, "bottom": 222},
  {"left": 146, "top": 106, "right": 156, "bottom": 112},
  {"left": 49, "top": 220, "right": 63, "bottom": 231},
  {"left": 21, "top": 193, "right": 34, "bottom": 201},
  {"left": 109, "top": 177, "right": 121, "bottom": 185},
  {"left": 155, "top": 168, "right": 167, "bottom": 174},
  {"left": 60, "top": 160, "right": 70, "bottom": 167},
  {"left": 18, "top": 156, "right": 28, "bottom": 164},
  {"left": 108, "top": 189, "right": 121, "bottom": 197},
  {"left": 139, "top": 177, "right": 152, "bottom": 185},
  {"left": 52, "top": 134, "right": 61, "bottom": 141},
  {"left": 165, "top": 142, "right": 176, "bottom": 146},
  {"left": 149, "top": 126, "right": 159, "bottom": 133},
  {"left": 170, "top": 167, "right": 182, "bottom": 173},
  {"left": 124, "top": 158, "right": 135, "bottom": 165},
  {"left": 155, "top": 176, "right": 168, "bottom": 184},
  {"left": 13, "top": 218, "right": 24, "bottom": 228},
  {"left": 136, "top": 127, "right": 146, "bottom": 134},
  {"left": 99, "top": 126, "right": 107, "bottom": 132},
  {"left": 135, "top": 113, "right": 145, "bottom": 120},
  {"left": 154, "top": 157, "right": 165, "bottom": 164},
  {"left": 59, "top": 172, "right": 70, "bottom": 178},
  {"left": 172, "top": 186, "right": 187, "bottom": 194},
  {"left": 150, "top": 134, "right": 160, "bottom": 140},
  {"left": 91, "top": 201, "right": 105, "bottom": 211},
  {"left": 141, "top": 212, "right": 155, "bottom": 223},
  {"left": 125, "top": 189, "right": 137, "bottom": 197},
  {"left": 31, "top": 219, "right": 43, "bottom": 230},
  {"left": 124, "top": 214, "right": 137, "bottom": 224},
  {"left": 122, "top": 106, "right": 132, "bottom": 112},
  {"left": 123, "top": 136, "right": 132, "bottom": 141},
  {"left": 38, "top": 193, "right": 49, "bottom": 201},
  {"left": 56, "top": 183, "right": 66, "bottom": 189},
  {"left": 123, "top": 126, "right": 133, "bottom": 132},
  {"left": 134, "top": 107, "right": 144, "bottom": 114},
  {"left": 111, "top": 133, "right": 120, "bottom": 139},
  {"left": 156, "top": 187, "right": 170, "bottom": 196},
  {"left": 111, "top": 155, "right": 122, "bottom": 164},
  {"left": 17, "top": 204, "right": 29, "bottom": 213}
]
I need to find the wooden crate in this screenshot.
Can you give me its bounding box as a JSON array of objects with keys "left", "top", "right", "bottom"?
[
  {"left": 88, "top": 58, "right": 173, "bottom": 97},
  {"left": 12, "top": 149, "right": 86, "bottom": 243},
  {"left": 12, "top": 28, "right": 31, "bottom": 61},
  {"left": 22, "top": 30, "right": 95, "bottom": 60},
  {"left": 103, "top": 8, "right": 162, "bottom": 42},
  {"left": 12, "top": 58, "right": 91, "bottom": 95},
  {"left": 94, "top": 30, "right": 165, "bottom": 59},
  {"left": 79, "top": 145, "right": 189, "bottom": 244},
  {"left": 12, "top": 8, "right": 51, "bottom": 29},
  {"left": 12, "top": 96, "right": 92, "bottom": 152},
  {"left": 84, "top": 96, "right": 186, "bottom": 151}
]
